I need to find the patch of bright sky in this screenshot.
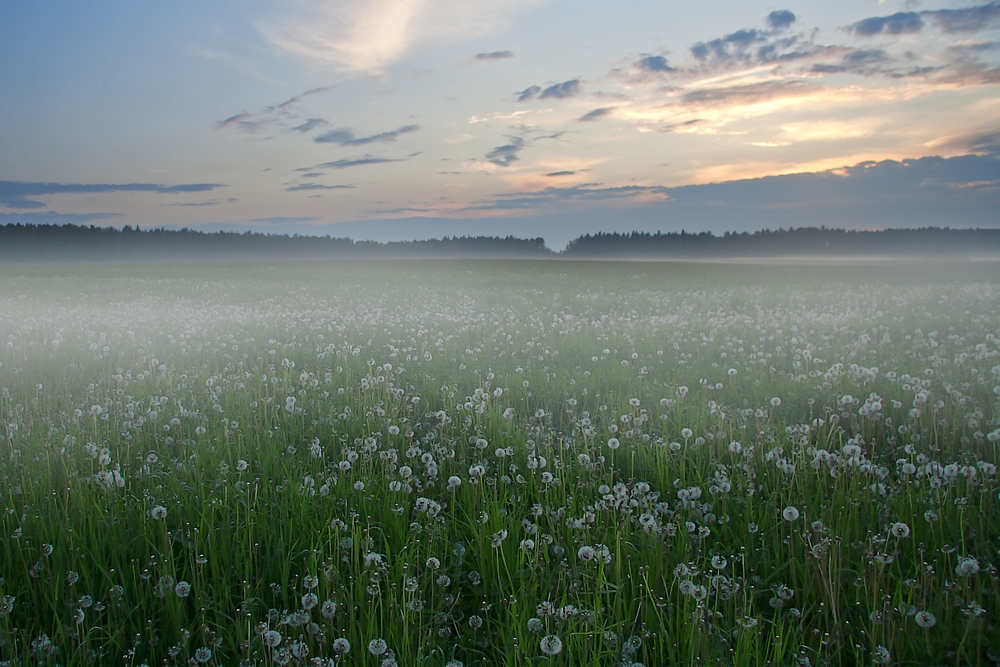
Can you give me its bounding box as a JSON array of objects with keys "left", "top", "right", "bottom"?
[{"left": 1, "top": 0, "right": 998, "bottom": 239}]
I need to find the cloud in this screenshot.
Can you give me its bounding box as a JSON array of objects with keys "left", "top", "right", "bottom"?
[
  {"left": 0, "top": 181, "right": 226, "bottom": 209},
  {"left": 681, "top": 80, "right": 814, "bottom": 107},
  {"left": 578, "top": 107, "right": 615, "bottom": 122},
  {"left": 635, "top": 55, "right": 675, "bottom": 73},
  {"left": 476, "top": 50, "right": 514, "bottom": 61},
  {"left": 216, "top": 86, "right": 336, "bottom": 134},
  {"left": 691, "top": 29, "right": 765, "bottom": 62},
  {"left": 286, "top": 183, "right": 356, "bottom": 191},
  {"left": 925, "top": 2, "right": 1000, "bottom": 34},
  {"left": 313, "top": 156, "right": 402, "bottom": 169},
  {"left": 485, "top": 137, "right": 525, "bottom": 166},
  {"left": 249, "top": 216, "right": 323, "bottom": 224},
  {"left": 766, "top": 10, "right": 796, "bottom": 30},
  {"left": 164, "top": 200, "right": 223, "bottom": 207},
  {"left": 315, "top": 124, "right": 419, "bottom": 145},
  {"left": 518, "top": 79, "right": 581, "bottom": 102},
  {"left": 849, "top": 11, "right": 924, "bottom": 36},
  {"left": 541, "top": 79, "right": 581, "bottom": 99},
  {"left": 517, "top": 85, "right": 541, "bottom": 102},
  {"left": 546, "top": 171, "right": 576, "bottom": 177},
  {"left": 259, "top": 0, "right": 540, "bottom": 74},
  {"left": 291, "top": 118, "right": 329, "bottom": 133}
]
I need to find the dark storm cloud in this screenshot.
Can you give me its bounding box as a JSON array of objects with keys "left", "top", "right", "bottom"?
[
  {"left": 485, "top": 137, "right": 525, "bottom": 167},
  {"left": 314, "top": 124, "right": 419, "bottom": 146},
  {"left": 766, "top": 10, "right": 797, "bottom": 30},
  {"left": 579, "top": 107, "right": 615, "bottom": 122},
  {"left": 475, "top": 50, "right": 514, "bottom": 61},
  {"left": 0, "top": 181, "right": 225, "bottom": 209},
  {"left": 635, "top": 55, "right": 675, "bottom": 72}
]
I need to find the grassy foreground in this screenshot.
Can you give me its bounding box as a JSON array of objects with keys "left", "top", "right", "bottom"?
[{"left": 1, "top": 259, "right": 998, "bottom": 666}]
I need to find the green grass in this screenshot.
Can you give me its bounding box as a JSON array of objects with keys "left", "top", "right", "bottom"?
[{"left": 0, "top": 259, "right": 998, "bottom": 666}]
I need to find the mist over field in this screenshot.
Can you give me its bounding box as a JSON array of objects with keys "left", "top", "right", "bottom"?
[
  {"left": 4, "top": 0, "right": 1000, "bottom": 662},
  {"left": 1, "top": 259, "right": 998, "bottom": 665}
]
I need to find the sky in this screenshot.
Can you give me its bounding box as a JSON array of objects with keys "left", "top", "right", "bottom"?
[{"left": 2, "top": 1, "right": 999, "bottom": 249}]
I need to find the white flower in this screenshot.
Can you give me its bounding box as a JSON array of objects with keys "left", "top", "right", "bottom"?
[
  {"left": 782, "top": 506, "right": 800, "bottom": 522},
  {"left": 681, "top": 428, "right": 693, "bottom": 439},
  {"left": 174, "top": 581, "right": 191, "bottom": 598},
  {"left": 914, "top": 610, "right": 936, "bottom": 628},
  {"left": 194, "top": 647, "right": 212, "bottom": 663},
  {"left": 332, "top": 638, "right": 351, "bottom": 655},
  {"left": 577, "top": 546, "right": 596, "bottom": 562},
  {"left": 890, "top": 522, "right": 910, "bottom": 538},
  {"left": 368, "top": 638, "right": 388, "bottom": 656},
  {"left": 150, "top": 505, "right": 167, "bottom": 521},
  {"left": 607, "top": 437, "right": 620, "bottom": 450},
  {"left": 263, "top": 630, "right": 282, "bottom": 647},
  {"left": 539, "top": 634, "right": 563, "bottom": 655}
]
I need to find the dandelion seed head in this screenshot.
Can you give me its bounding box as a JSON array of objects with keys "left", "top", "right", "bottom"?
[{"left": 539, "top": 634, "right": 563, "bottom": 655}]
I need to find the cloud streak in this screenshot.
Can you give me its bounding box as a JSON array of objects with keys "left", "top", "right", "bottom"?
[
  {"left": 313, "top": 156, "right": 403, "bottom": 169},
  {"left": 315, "top": 124, "right": 419, "bottom": 145},
  {"left": 216, "top": 86, "right": 336, "bottom": 134},
  {"left": 0, "top": 181, "right": 226, "bottom": 209},
  {"left": 476, "top": 50, "right": 514, "bottom": 61},
  {"left": 517, "top": 79, "right": 581, "bottom": 102},
  {"left": 849, "top": 3, "right": 1000, "bottom": 37}
]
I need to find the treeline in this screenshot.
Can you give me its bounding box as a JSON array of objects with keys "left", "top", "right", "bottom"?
[
  {"left": 0, "top": 224, "right": 552, "bottom": 262},
  {"left": 2, "top": 223, "right": 999, "bottom": 263},
  {"left": 562, "top": 227, "right": 1000, "bottom": 258}
]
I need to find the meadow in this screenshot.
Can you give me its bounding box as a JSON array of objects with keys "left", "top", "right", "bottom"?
[{"left": 0, "top": 259, "right": 998, "bottom": 666}]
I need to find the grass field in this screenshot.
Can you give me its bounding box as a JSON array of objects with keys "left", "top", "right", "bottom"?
[{"left": 1, "top": 259, "right": 999, "bottom": 666}]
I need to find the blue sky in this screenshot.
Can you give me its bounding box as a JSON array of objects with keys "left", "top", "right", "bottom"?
[{"left": 2, "top": 1, "right": 999, "bottom": 248}]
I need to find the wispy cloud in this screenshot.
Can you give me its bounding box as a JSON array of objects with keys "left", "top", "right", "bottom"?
[
  {"left": 476, "top": 50, "right": 514, "bottom": 61},
  {"left": 579, "top": 107, "right": 615, "bottom": 122},
  {"left": 260, "top": 0, "right": 541, "bottom": 75},
  {"left": 635, "top": 55, "right": 675, "bottom": 73},
  {"left": 848, "top": 3, "right": 1000, "bottom": 37},
  {"left": 0, "top": 181, "right": 226, "bottom": 209},
  {"left": 313, "top": 156, "right": 403, "bottom": 169},
  {"left": 485, "top": 137, "right": 526, "bottom": 167},
  {"left": 315, "top": 124, "right": 419, "bottom": 145},
  {"left": 216, "top": 86, "right": 336, "bottom": 134},
  {"left": 291, "top": 118, "right": 329, "bottom": 133},
  {"left": 849, "top": 12, "right": 924, "bottom": 37},
  {"left": 286, "top": 183, "right": 355, "bottom": 191},
  {"left": 517, "top": 79, "right": 581, "bottom": 102}
]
